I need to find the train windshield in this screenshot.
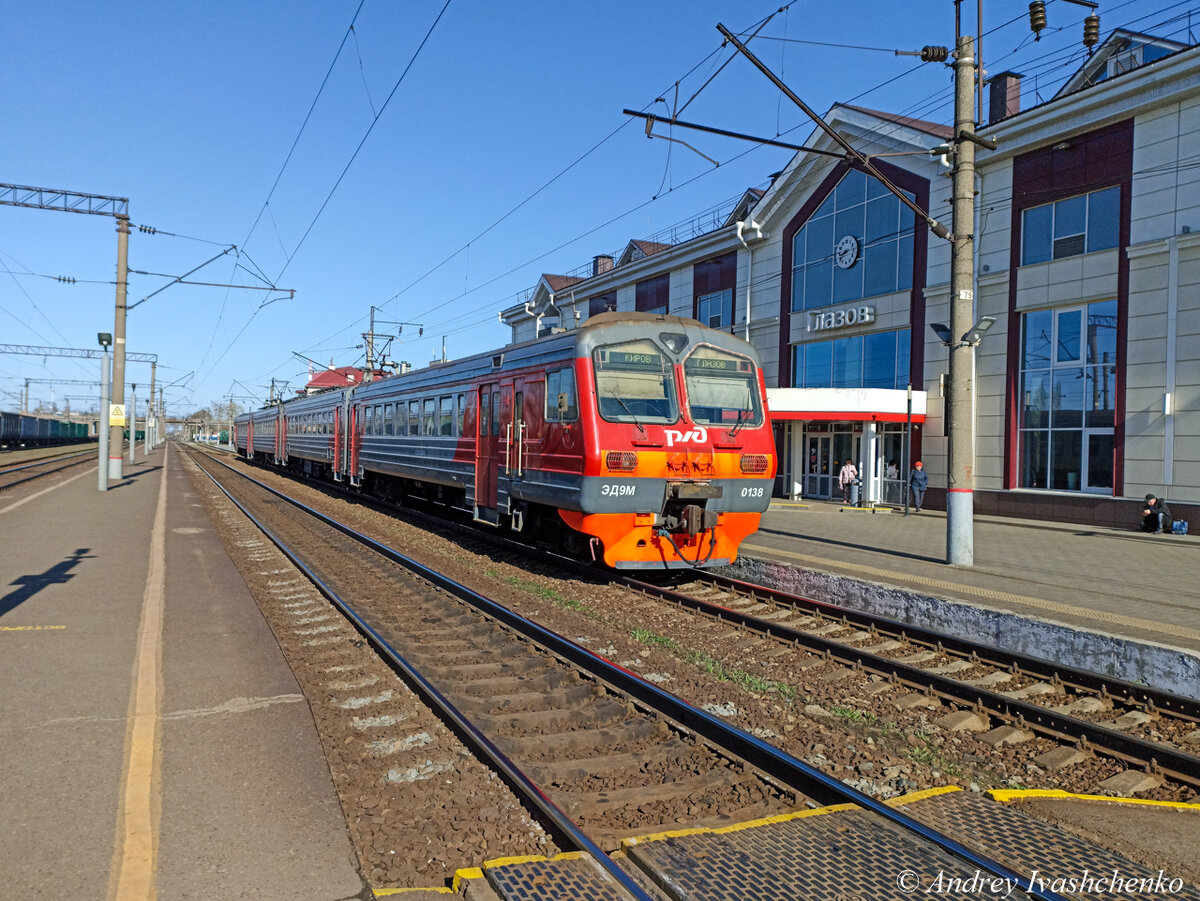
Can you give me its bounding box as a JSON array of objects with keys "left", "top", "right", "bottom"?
[
  {"left": 683, "top": 346, "right": 763, "bottom": 429},
  {"left": 593, "top": 340, "right": 679, "bottom": 425}
]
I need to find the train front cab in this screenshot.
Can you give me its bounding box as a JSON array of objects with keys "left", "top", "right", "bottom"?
[{"left": 561, "top": 321, "right": 775, "bottom": 569}]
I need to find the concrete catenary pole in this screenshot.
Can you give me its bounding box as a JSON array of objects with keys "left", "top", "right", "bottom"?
[
  {"left": 946, "top": 34, "right": 977, "bottom": 566},
  {"left": 108, "top": 216, "right": 130, "bottom": 480}
]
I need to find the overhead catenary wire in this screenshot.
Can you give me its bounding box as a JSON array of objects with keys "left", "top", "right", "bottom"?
[
  {"left": 255, "top": 2, "right": 1196, "bottom": 384},
  {"left": 197, "top": 0, "right": 454, "bottom": 389}
]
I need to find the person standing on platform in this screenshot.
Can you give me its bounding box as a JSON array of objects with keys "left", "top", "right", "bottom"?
[
  {"left": 838, "top": 459, "right": 858, "bottom": 505},
  {"left": 909, "top": 460, "right": 928, "bottom": 512},
  {"left": 1141, "top": 494, "right": 1171, "bottom": 534}
]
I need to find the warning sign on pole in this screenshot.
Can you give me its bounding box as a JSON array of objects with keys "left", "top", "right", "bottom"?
[{"left": 110, "top": 404, "right": 126, "bottom": 426}]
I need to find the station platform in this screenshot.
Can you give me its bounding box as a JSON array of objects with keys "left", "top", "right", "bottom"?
[
  {"left": 0, "top": 442, "right": 366, "bottom": 898},
  {"left": 736, "top": 498, "right": 1200, "bottom": 699}
]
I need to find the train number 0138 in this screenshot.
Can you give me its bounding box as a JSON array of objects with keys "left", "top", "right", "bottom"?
[
  {"left": 740, "top": 486, "right": 765, "bottom": 498},
  {"left": 601, "top": 484, "right": 636, "bottom": 497}
]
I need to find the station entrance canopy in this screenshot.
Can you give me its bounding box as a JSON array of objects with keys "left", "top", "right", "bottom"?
[{"left": 767, "top": 387, "right": 928, "bottom": 423}]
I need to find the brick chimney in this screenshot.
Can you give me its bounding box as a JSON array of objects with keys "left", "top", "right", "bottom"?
[
  {"left": 987, "top": 71, "right": 1023, "bottom": 125},
  {"left": 592, "top": 255, "right": 613, "bottom": 277}
]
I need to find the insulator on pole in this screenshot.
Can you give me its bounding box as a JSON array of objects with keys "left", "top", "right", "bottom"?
[
  {"left": 1083, "top": 14, "right": 1100, "bottom": 49},
  {"left": 920, "top": 45, "right": 950, "bottom": 63},
  {"left": 1029, "top": 1, "right": 1047, "bottom": 39}
]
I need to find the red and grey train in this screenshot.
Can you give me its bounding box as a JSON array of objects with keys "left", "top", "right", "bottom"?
[{"left": 234, "top": 312, "right": 776, "bottom": 569}]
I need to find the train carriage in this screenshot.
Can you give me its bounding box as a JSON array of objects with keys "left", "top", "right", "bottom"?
[{"left": 235, "top": 312, "right": 775, "bottom": 570}]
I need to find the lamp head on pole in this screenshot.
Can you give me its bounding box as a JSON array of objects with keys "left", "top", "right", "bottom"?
[{"left": 962, "top": 315, "right": 996, "bottom": 346}]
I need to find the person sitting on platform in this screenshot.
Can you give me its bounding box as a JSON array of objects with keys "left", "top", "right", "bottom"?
[{"left": 1141, "top": 494, "right": 1171, "bottom": 534}]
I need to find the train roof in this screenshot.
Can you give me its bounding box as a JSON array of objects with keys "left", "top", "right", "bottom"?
[{"left": 240, "top": 312, "right": 761, "bottom": 416}]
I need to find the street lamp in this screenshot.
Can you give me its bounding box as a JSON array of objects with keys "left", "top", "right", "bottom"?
[
  {"left": 930, "top": 316, "right": 995, "bottom": 348},
  {"left": 97, "top": 332, "right": 112, "bottom": 492}
]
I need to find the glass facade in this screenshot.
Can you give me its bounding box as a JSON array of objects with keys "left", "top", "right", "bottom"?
[
  {"left": 791, "top": 169, "right": 916, "bottom": 312},
  {"left": 1019, "top": 300, "right": 1117, "bottom": 492},
  {"left": 792, "top": 328, "right": 910, "bottom": 390}
]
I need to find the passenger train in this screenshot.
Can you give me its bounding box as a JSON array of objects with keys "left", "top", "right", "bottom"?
[{"left": 234, "top": 312, "right": 776, "bottom": 570}]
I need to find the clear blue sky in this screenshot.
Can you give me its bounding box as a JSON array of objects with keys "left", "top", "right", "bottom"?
[{"left": 2, "top": 0, "right": 1191, "bottom": 417}]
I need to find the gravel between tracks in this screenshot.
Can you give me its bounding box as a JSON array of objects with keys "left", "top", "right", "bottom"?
[{"left": 184, "top": 449, "right": 1199, "bottom": 890}]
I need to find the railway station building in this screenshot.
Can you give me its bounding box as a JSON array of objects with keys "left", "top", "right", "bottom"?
[{"left": 500, "top": 29, "right": 1200, "bottom": 529}]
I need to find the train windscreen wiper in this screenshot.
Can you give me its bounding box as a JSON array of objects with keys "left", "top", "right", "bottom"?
[{"left": 609, "top": 393, "right": 646, "bottom": 434}]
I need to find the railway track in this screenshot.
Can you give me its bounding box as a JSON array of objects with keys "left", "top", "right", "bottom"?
[
  {"left": 0, "top": 448, "right": 94, "bottom": 492},
  {"left": 617, "top": 572, "right": 1200, "bottom": 793},
  {"left": 215, "top": 445, "right": 1200, "bottom": 802},
  {"left": 184, "top": 445, "right": 1109, "bottom": 900}
]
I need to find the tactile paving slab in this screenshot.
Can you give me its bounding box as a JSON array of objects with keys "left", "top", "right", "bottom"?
[
  {"left": 622, "top": 804, "right": 1037, "bottom": 901},
  {"left": 899, "top": 790, "right": 1200, "bottom": 901},
  {"left": 484, "top": 852, "right": 635, "bottom": 901}
]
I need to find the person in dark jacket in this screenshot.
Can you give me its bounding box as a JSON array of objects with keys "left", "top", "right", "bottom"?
[
  {"left": 909, "top": 461, "right": 928, "bottom": 512},
  {"left": 1142, "top": 494, "right": 1171, "bottom": 534}
]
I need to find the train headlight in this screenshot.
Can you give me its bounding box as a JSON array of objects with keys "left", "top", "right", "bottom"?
[
  {"left": 740, "top": 454, "right": 769, "bottom": 474},
  {"left": 605, "top": 451, "right": 638, "bottom": 472}
]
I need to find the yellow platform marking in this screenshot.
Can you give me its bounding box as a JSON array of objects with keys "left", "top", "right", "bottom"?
[
  {"left": 990, "top": 788, "right": 1200, "bottom": 811},
  {"left": 623, "top": 786, "right": 964, "bottom": 848},
  {"left": 0, "top": 624, "right": 67, "bottom": 632},
  {"left": 449, "top": 868, "right": 484, "bottom": 891},
  {"left": 109, "top": 450, "right": 169, "bottom": 901},
  {"left": 882, "top": 785, "right": 962, "bottom": 806},
  {"left": 374, "top": 888, "right": 452, "bottom": 896},
  {"left": 741, "top": 541, "right": 1200, "bottom": 642}
]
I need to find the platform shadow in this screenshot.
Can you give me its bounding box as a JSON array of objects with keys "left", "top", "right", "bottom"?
[
  {"left": 0, "top": 548, "right": 94, "bottom": 617},
  {"left": 754, "top": 527, "right": 946, "bottom": 565}
]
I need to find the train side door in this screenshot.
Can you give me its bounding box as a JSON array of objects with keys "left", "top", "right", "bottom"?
[
  {"left": 348, "top": 404, "right": 362, "bottom": 486},
  {"left": 332, "top": 406, "right": 343, "bottom": 481},
  {"left": 474, "top": 383, "right": 501, "bottom": 524},
  {"left": 276, "top": 410, "right": 285, "bottom": 465}
]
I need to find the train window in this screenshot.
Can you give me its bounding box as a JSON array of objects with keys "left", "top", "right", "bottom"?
[
  {"left": 514, "top": 392, "right": 523, "bottom": 427},
  {"left": 408, "top": 400, "right": 420, "bottom": 436},
  {"left": 423, "top": 398, "right": 436, "bottom": 436},
  {"left": 491, "top": 392, "right": 500, "bottom": 436},
  {"left": 479, "top": 391, "right": 490, "bottom": 436},
  {"left": 545, "top": 368, "right": 578, "bottom": 422},
  {"left": 457, "top": 393, "right": 466, "bottom": 435},
  {"left": 684, "top": 345, "right": 762, "bottom": 429},
  {"left": 439, "top": 396, "right": 454, "bottom": 436},
  {"left": 383, "top": 403, "right": 393, "bottom": 436},
  {"left": 366, "top": 406, "right": 376, "bottom": 436},
  {"left": 593, "top": 339, "right": 679, "bottom": 424}
]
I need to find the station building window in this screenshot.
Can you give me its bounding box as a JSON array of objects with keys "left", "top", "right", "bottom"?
[
  {"left": 792, "top": 328, "right": 910, "bottom": 390},
  {"left": 588, "top": 292, "right": 616, "bottom": 317},
  {"left": 635, "top": 273, "right": 669, "bottom": 314},
  {"left": 1020, "top": 186, "right": 1119, "bottom": 264},
  {"left": 693, "top": 252, "right": 736, "bottom": 329},
  {"left": 790, "top": 169, "right": 916, "bottom": 313},
  {"left": 696, "top": 290, "right": 732, "bottom": 328},
  {"left": 1019, "top": 299, "right": 1117, "bottom": 492}
]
